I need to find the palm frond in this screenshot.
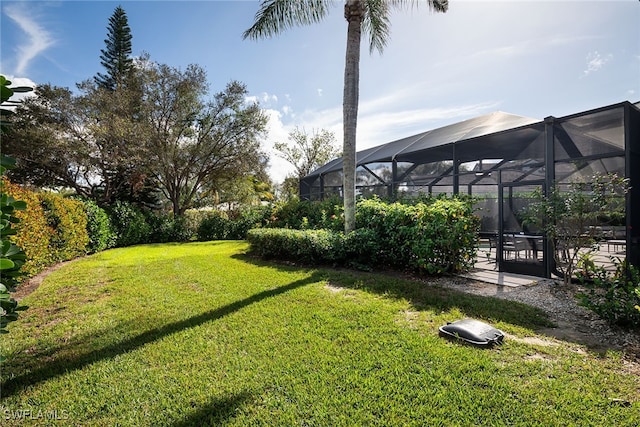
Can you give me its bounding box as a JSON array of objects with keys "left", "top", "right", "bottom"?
[
  {"left": 364, "top": 0, "right": 448, "bottom": 54},
  {"left": 363, "top": 0, "right": 391, "bottom": 55},
  {"left": 431, "top": 0, "right": 449, "bottom": 13},
  {"left": 243, "top": 0, "right": 335, "bottom": 40},
  {"left": 387, "top": 0, "right": 448, "bottom": 13}
]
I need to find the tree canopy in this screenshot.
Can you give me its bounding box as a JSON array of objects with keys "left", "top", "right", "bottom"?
[
  {"left": 142, "top": 62, "right": 269, "bottom": 215},
  {"left": 275, "top": 127, "right": 340, "bottom": 179},
  {"left": 275, "top": 127, "right": 339, "bottom": 200},
  {"left": 2, "top": 59, "right": 269, "bottom": 215}
]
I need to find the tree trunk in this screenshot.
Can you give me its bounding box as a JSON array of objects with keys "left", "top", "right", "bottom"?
[{"left": 343, "top": 1, "right": 364, "bottom": 234}]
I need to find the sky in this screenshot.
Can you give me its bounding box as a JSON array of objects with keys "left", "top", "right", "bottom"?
[{"left": 1, "top": 0, "right": 639, "bottom": 184}]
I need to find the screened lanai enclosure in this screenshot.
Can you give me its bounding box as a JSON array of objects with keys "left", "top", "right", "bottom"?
[{"left": 300, "top": 101, "right": 640, "bottom": 278}]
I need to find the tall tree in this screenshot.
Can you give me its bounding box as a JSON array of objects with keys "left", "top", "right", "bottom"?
[
  {"left": 275, "top": 127, "right": 340, "bottom": 200},
  {"left": 94, "top": 5, "right": 134, "bottom": 91},
  {"left": 274, "top": 127, "right": 340, "bottom": 179},
  {"left": 92, "top": 6, "right": 155, "bottom": 205},
  {"left": 244, "top": 0, "right": 448, "bottom": 233},
  {"left": 2, "top": 84, "right": 88, "bottom": 193},
  {"left": 2, "top": 82, "right": 153, "bottom": 206},
  {"left": 141, "top": 62, "right": 269, "bottom": 216}
]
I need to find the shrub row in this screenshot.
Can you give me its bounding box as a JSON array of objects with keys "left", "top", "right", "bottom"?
[
  {"left": 1, "top": 179, "right": 53, "bottom": 277},
  {"left": 355, "top": 197, "right": 480, "bottom": 274},
  {"left": 266, "top": 197, "right": 344, "bottom": 231},
  {"left": 196, "top": 206, "right": 271, "bottom": 241},
  {"left": 2, "top": 179, "right": 102, "bottom": 277},
  {"left": 39, "top": 192, "right": 89, "bottom": 262},
  {"left": 3, "top": 179, "right": 478, "bottom": 279},
  {"left": 247, "top": 197, "right": 480, "bottom": 275}
]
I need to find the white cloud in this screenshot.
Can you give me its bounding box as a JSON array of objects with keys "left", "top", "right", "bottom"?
[
  {"left": 260, "top": 92, "right": 278, "bottom": 104},
  {"left": 261, "top": 108, "right": 296, "bottom": 184},
  {"left": 317, "top": 88, "right": 323, "bottom": 97},
  {"left": 583, "top": 51, "right": 612, "bottom": 76},
  {"left": 3, "top": 3, "right": 55, "bottom": 75},
  {"left": 262, "top": 104, "right": 343, "bottom": 184},
  {"left": 470, "top": 43, "right": 525, "bottom": 60}
]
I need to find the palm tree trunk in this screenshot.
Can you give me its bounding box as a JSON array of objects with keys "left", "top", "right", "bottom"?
[{"left": 343, "top": 0, "right": 364, "bottom": 234}]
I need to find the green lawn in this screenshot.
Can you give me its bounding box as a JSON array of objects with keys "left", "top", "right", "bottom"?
[{"left": 1, "top": 241, "right": 638, "bottom": 426}]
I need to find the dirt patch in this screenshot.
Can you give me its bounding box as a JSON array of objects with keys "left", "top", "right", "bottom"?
[
  {"left": 505, "top": 333, "right": 560, "bottom": 348},
  {"left": 12, "top": 261, "right": 73, "bottom": 301},
  {"left": 325, "top": 284, "right": 345, "bottom": 293}
]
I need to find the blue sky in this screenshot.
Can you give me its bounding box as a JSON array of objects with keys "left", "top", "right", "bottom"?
[{"left": 1, "top": 0, "right": 639, "bottom": 183}]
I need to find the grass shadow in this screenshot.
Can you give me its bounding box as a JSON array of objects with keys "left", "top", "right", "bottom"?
[
  {"left": 172, "top": 391, "right": 253, "bottom": 427},
  {"left": 1, "top": 272, "right": 323, "bottom": 398},
  {"left": 230, "top": 251, "right": 315, "bottom": 273},
  {"left": 236, "top": 253, "right": 552, "bottom": 330},
  {"left": 323, "top": 269, "right": 553, "bottom": 329}
]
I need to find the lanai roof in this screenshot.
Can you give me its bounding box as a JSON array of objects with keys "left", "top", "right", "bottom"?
[{"left": 305, "top": 111, "right": 541, "bottom": 178}]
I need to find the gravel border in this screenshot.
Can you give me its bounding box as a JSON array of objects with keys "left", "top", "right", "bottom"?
[{"left": 431, "top": 275, "right": 640, "bottom": 357}]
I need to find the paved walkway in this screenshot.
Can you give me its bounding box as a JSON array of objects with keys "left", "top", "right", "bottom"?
[
  {"left": 465, "top": 247, "right": 547, "bottom": 287},
  {"left": 459, "top": 269, "right": 545, "bottom": 287},
  {"left": 469, "top": 239, "right": 625, "bottom": 287}
]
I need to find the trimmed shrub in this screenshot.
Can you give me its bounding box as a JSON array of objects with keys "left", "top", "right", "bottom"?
[
  {"left": 268, "top": 197, "right": 343, "bottom": 231},
  {"left": 197, "top": 206, "right": 272, "bottom": 241},
  {"left": 81, "top": 199, "right": 116, "bottom": 253},
  {"left": 341, "top": 227, "right": 382, "bottom": 269},
  {"left": 355, "top": 198, "right": 414, "bottom": 264},
  {"left": 184, "top": 209, "right": 214, "bottom": 239},
  {"left": 409, "top": 198, "right": 480, "bottom": 274},
  {"left": 146, "top": 212, "right": 192, "bottom": 243},
  {"left": 228, "top": 206, "right": 272, "bottom": 239},
  {"left": 246, "top": 228, "right": 340, "bottom": 264},
  {"left": 107, "top": 201, "right": 152, "bottom": 247},
  {"left": 249, "top": 197, "right": 480, "bottom": 275},
  {"left": 1, "top": 178, "right": 54, "bottom": 277},
  {"left": 39, "top": 192, "right": 89, "bottom": 262},
  {"left": 197, "top": 211, "right": 231, "bottom": 241},
  {"left": 355, "top": 197, "right": 479, "bottom": 273}
]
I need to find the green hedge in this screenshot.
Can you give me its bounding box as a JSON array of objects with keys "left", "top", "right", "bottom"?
[
  {"left": 145, "top": 212, "right": 192, "bottom": 243},
  {"left": 107, "top": 201, "right": 152, "bottom": 247},
  {"left": 247, "top": 197, "right": 480, "bottom": 275},
  {"left": 246, "top": 228, "right": 340, "bottom": 264},
  {"left": 39, "top": 192, "right": 89, "bottom": 262},
  {"left": 355, "top": 197, "right": 479, "bottom": 274},
  {"left": 197, "top": 206, "right": 271, "bottom": 241},
  {"left": 267, "top": 197, "right": 343, "bottom": 231},
  {"left": 82, "top": 199, "right": 117, "bottom": 253},
  {"left": 2, "top": 179, "right": 55, "bottom": 276}
]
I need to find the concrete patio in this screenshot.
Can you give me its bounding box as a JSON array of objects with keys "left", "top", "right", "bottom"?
[{"left": 464, "top": 239, "right": 627, "bottom": 287}]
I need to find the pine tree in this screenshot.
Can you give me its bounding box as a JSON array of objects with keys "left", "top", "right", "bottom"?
[{"left": 94, "top": 6, "right": 133, "bottom": 91}]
